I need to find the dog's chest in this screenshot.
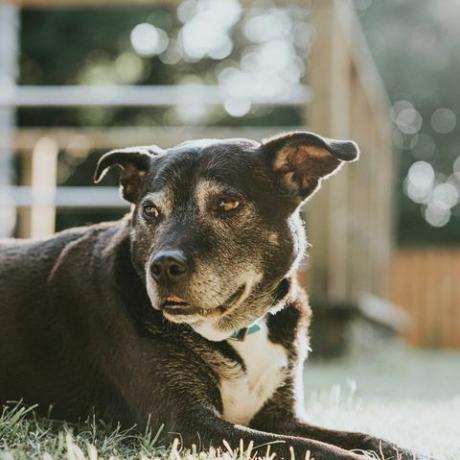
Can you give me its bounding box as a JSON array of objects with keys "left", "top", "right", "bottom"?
[{"left": 218, "top": 322, "right": 288, "bottom": 425}]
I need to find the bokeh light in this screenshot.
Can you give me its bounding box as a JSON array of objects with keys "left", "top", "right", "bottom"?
[
  {"left": 178, "top": 0, "right": 240, "bottom": 60},
  {"left": 408, "top": 161, "right": 435, "bottom": 191},
  {"left": 173, "top": 79, "right": 209, "bottom": 123},
  {"left": 405, "top": 161, "right": 434, "bottom": 205},
  {"left": 424, "top": 202, "right": 451, "bottom": 227},
  {"left": 431, "top": 108, "right": 456, "bottom": 134},
  {"left": 224, "top": 97, "right": 251, "bottom": 117},
  {"left": 114, "top": 52, "right": 144, "bottom": 83},
  {"left": 243, "top": 10, "right": 292, "bottom": 43},
  {"left": 394, "top": 103, "right": 423, "bottom": 135},
  {"left": 431, "top": 183, "right": 458, "bottom": 210},
  {"left": 130, "top": 23, "right": 169, "bottom": 57}
]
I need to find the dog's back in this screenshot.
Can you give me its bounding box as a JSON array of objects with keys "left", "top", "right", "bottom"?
[
  {"left": 0, "top": 226, "right": 110, "bottom": 412},
  {"left": 0, "top": 227, "right": 89, "bottom": 329}
]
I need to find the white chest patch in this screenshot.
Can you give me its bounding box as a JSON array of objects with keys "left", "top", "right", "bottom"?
[{"left": 219, "top": 321, "right": 288, "bottom": 425}]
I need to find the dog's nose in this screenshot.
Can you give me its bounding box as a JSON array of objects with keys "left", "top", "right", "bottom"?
[{"left": 151, "top": 250, "right": 188, "bottom": 284}]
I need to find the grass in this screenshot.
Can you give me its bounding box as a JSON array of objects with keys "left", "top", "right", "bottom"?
[
  {"left": 0, "top": 402, "right": 167, "bottom": 460},
  {"left": 303, "top": 340, "right": 460, "bottom": 460},
  {"left": 1, "top": 341, "right": 459, "bottom": 459},
  {"left": 0, "top": 403, "right": 276, "bottom": 460}
]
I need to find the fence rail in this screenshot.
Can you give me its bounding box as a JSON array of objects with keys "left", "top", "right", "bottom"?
[
  {"left": 0, "top": 0, "right": 300, "bottom": 7},
  {"left": 391, "top": 249, "right": 460, "bottom": 348},
  {"left": 7, "top": 126, "right": 299, "bottom": 150},
  {"left": 0, "top": 186, "right": 125, "bottom": 208},
  {"left": 0, "top": 85, "right": 309, "bottom": 108}
]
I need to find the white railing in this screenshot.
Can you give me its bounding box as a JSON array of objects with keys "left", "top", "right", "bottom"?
[{"left": 0, "top": 84, "right": 309, "bottom": 108}]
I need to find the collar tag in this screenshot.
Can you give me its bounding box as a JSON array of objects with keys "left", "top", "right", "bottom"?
[{"left": 228, "top": 322, "right": 262, "bottom": 341}]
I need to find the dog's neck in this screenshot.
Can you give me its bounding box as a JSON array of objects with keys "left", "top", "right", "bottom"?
[{"left": 227, "top": 277, "right": 292, "bottom": 342}]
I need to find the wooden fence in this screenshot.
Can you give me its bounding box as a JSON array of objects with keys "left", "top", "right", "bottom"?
[
  {"left": 391, "top": 249, "right": 460, "bottom": 348},
  {"left": 1, "top": 0, "right": 395, "bottom": 311}
]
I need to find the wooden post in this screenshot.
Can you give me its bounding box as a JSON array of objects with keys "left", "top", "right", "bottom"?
[
  {"left": 348, "top": 75, "right": 372, "bottom": 300},
  {"left": 306, "top": 0, "right": 352, "bottom": 304},
  {"left": 0, "top": 4, "right": 19, "bottom": 237},
  {"left": 306, "top": 0, "right": 394, "bottom": 307},
  {"left": 19, "top": 137, "right": 59, "bottom": 238}
]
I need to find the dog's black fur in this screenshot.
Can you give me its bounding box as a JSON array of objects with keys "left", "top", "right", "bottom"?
[{"left": 0, "top": 132, "right": 423, "bottom": 459}]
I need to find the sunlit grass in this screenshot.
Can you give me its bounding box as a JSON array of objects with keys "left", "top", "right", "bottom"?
[
  {"left": 0, "top": 402, "right": 383, "bottom": 460},
  {"left": 303, "top": 342, "right": 460, "bottom": 460},
  {"left": 0, "top": 402, "right": 286, "bottom": 460},
  {"left": 1, "top": 343, "right": 459, "bottom": 459}
]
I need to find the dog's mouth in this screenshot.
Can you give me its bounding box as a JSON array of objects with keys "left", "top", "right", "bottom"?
[{"left": 160, "top": 284, "right": 246, "bottom": 320}]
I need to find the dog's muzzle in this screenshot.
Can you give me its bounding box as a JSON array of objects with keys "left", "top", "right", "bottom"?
[{"left": 158, "top": 284, "right": 247, "bottom": 319}]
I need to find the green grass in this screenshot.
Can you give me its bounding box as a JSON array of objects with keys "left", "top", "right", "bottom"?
[
  {"left": 0, "top": 402, "right": 166, "bottom": 460},
  {"left": 1, "top": 341, "right": 459, "bottom": 459},
  {"left": 0, "top": 403, "right": 284, "bottom": 460}
]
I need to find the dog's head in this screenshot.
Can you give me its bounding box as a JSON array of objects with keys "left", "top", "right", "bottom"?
[{"left": 95, "top": 131, "right": 358, "bottom": 341}]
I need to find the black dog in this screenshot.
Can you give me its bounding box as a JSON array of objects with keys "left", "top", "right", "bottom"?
[{"left": 0, "top": 132, "right": 422, "bottom": 459}]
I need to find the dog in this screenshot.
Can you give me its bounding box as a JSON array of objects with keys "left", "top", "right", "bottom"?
[{"left": 0, "top": 131, "right": 423, "bottom": 459}]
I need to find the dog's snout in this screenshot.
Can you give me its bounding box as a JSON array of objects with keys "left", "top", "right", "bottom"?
[{"left": 151, "top": 250, "right": 189, "bottom": 284}]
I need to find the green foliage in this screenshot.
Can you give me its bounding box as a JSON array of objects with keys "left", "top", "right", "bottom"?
[{"left": 356, "top": 0, "right": 460, "bottom": 245}]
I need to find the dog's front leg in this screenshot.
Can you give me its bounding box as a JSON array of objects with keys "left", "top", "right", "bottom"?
[
  {"left": 254, "top": 416, "right": 416, "bottom": 460},
  {"left": 171, "top": 408, "right": 366, "bottom": 460},
  {"left": 250, "top": 383, "right": 420, "bottom": 460},
  {"left": 115, "top": 344, "right": 364, "bottom": 460}
]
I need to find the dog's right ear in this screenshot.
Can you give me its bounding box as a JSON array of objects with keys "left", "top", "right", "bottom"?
[
  {"left": 262, "top": 131, "right": 359, "bottom": 204},
  {"left": 94, "top": 146, "right": 161, "bottom": 203}
]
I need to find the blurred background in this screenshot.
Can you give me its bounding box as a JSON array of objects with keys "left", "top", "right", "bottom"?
[{"left": 0, "top": 0, "right": 459, "bottom": 455}]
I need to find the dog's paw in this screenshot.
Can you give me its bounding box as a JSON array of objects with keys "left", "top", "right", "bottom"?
[
  {"left": 357, "top": 440, "right": 434, "bottom": 460},
  {"left": 388, "top": 451, "right": 439, "bottom": 460}
]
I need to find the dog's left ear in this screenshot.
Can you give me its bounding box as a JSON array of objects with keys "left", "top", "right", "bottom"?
[
  {"left": 262, "top": 131, "right": 359, "bottom": 202},
  {"left": 94, "top": 146, "right": 161, "bottom": 203}
]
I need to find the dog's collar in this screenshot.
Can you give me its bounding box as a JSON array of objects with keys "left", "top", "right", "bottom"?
[
  {"left": 227, "top": 277, "right": 291, "bottom": 342},
  {"left": 228, "top": 322, "right": 261, "bottom": 341}
]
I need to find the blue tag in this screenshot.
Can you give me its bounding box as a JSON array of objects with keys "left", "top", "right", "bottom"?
[{"left": 228, "top": 322, "right": 261, "bottom": 341}]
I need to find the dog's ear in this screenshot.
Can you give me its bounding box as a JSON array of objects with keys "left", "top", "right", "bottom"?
[
  {"left": 94, "top": 146, "right": 160, "bottom": 203},
  {"left": 262, "top": 131, "right": 359, "bottom": 202}
]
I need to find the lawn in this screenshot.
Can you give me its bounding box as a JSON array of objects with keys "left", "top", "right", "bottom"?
[
  {"left": 303, "top": 341, "right": 460, "bottom": 460},
  {"left": 1, "top": 341, "right": 459, "bottom": 460}
]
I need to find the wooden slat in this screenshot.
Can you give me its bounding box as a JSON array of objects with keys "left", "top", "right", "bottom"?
[
  {"left": 307, "top": 0, "right": 352, "bottom": 303},
  {"left": 306, "top": 0, "right": 393, "bottom": 308},
  {"left": 391, "top": 249, "right": 460, "bottom": 348},
  {"left": 18, "top": 137, "right": 59, "bottom": 238}
]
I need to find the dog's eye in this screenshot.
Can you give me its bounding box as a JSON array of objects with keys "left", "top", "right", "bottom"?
[
  {"left": 142, "top": 203, "right": 160, "bottom": 219},
  {"left": 216, "top": 197, "right": 240, "bottom": 213}
]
